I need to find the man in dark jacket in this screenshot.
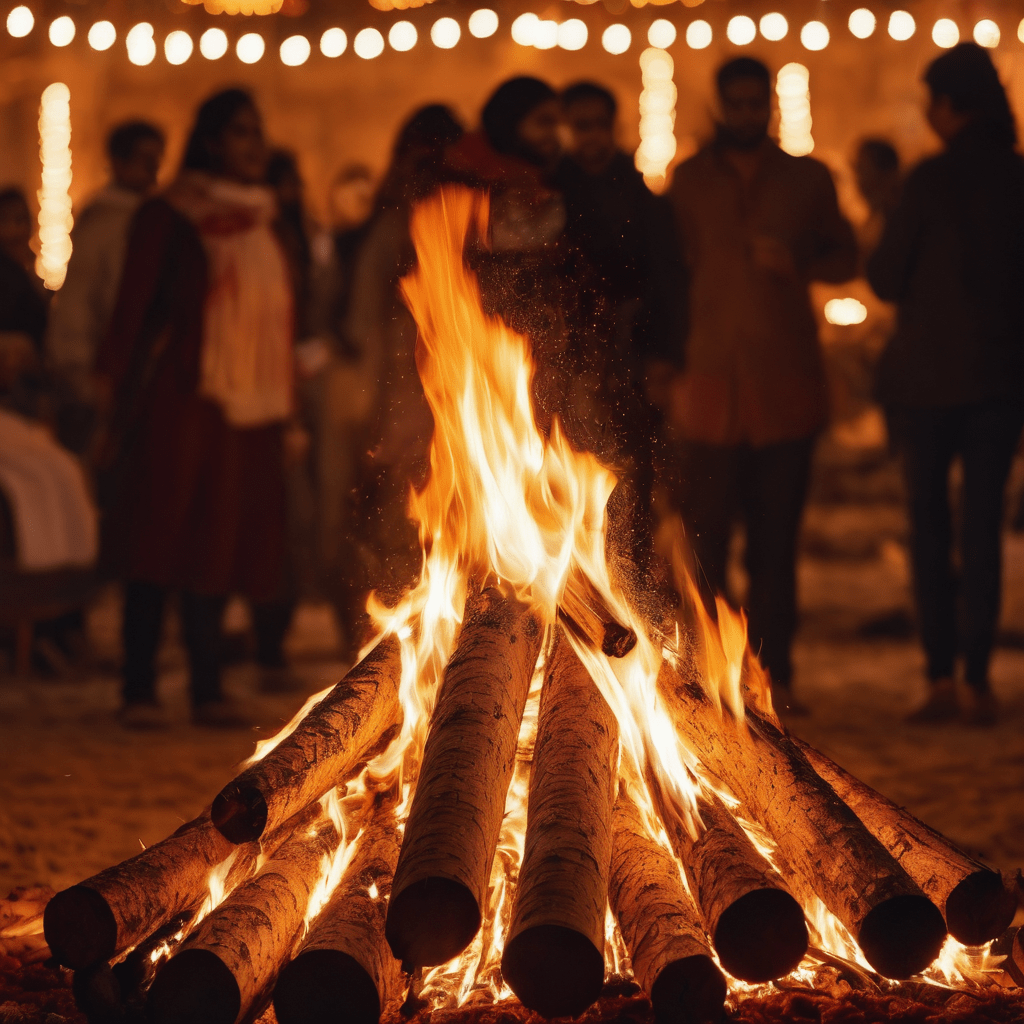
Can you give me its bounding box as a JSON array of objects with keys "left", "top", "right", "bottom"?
[{"left": 867, "top": 44, "right": 1024, "bottom": 726}]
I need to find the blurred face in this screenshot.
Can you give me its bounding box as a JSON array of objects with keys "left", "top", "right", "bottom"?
[
  {"left": 564, "top": 97, "right": 616, "bottom": 171},
  {"left": 113, "top": 136, "right": 164, "bottom": 194},
  {"left": 0, "top": 198, "right": 32, "bottom": 254},
  {"left": 210, "top": 105, "right": 267, "bottom": 184},
  {"left": 926, "top": 92, "right": 971, "bottom": 144},
  {"left": 330, "top": 176, "right": 374, "bottom": 229},
  {"left": 516, "top": 98, "right": 562, "bottom": 169},
  {"left": 719, "top": 77, "right": 771, "bottom": 149}
]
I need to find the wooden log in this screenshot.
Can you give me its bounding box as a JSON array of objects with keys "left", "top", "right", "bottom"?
[
  {"left": 658, "top": 657, "right": 947, "bottom": 979},
  {"left": 212, "top": 635, "right": 402, "bottom": 845},
  {"left": 795, "top": 737, "right": 1018, "bottom": 947},
  {"left": 609, "top": 791, "right": 726, "bottom": 1024},
  {"left": 274, "top": 806, "right": 404, "bottom": 1024},
  {"left": 386, "top": 588, "right": 543, "bottom": 968},
  {"left": 501, "top": 632, "right": 618, "bottom": 1019},
  {"left": 558, "top": 572, "right": 637, "bottom": 659},
  {"left": 146, "top": 808, "right": 341, "bottom": 1024},
  {"left": 662, "top": 787, "right": 807, "bottom": 983}
]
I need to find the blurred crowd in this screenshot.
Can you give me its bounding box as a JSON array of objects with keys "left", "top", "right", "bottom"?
[{"left": 0, "top": 42, "right": 1020, "bottom": 730}]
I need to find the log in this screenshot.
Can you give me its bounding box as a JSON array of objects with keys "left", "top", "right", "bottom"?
[
  {"left": 795, "top": 737, "right": 1018, "bottom": 947},
  {"left": 663, "top": 787, "right": 807, "bottom": 983},
  {"left": 386, "top": 588, "right": 543, "bottom": 968},
  {"left": 501, "top": 633, "right": 618, "bottom": 1019},
  {"left": 212, "top": 635, "right": 402, "bottom": 845},
  {"left": 609, "top": 791, "right": 726, "bottom": 1024},
  {"left": 558, "top": 572, "right": 637, "bottom": 659},
  {"left": 274, "top": 805, "right": 404, "bottom": 1024},
  {"left": 146, "top": 807, "right": 341, "bottom": 1024},
  {"left": 658, "top": 656, "right": 947, "bottom": 979}
]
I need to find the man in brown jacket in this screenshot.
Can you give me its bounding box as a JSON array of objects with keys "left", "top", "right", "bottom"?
[{"left": 667, "top": 57, "right": 857, "bottom": 712}]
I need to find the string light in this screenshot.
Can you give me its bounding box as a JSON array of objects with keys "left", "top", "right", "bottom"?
[
  {"left": 636, "top": 46, "right": 676, "bottom": 192},
  {"left": 353, "top": 28, "right": 384, "bottom": 59},
  {"left": 888, "top": 11, "right": 915, "bottom": 41},
  {"left": 557, "top": 19, "right": 587, "bottom": 50},
  {"left": 848, "top": 9, "right": 876, "bottom": 39},
  {"left": 648, "top": 19, "right": 676, "bottom": 48},
  {"left": 511, "top": 13, "right": 538, "bottom": 46},
  {"left": 7, "top": 6, "right": 34, "bottom": 37},
  {"left": 602, "top": 24, "right": 631, "bottom": 54},
  {"left": 88, "top": 21, "right": 116, "bottom": 51},
  {"left": 320, "top": 27, "right": 347, "bottom": 57},
  {"left": 49, "top": 16, "right": 75, "bottom": 47},
  {"left": 126, "top": 23, "right": 156, "bottom": 65},
  {"left": 800, "top": 21, "right": 829, "bottom": 51},
  {"left": 236, "top": 32, "right": 265, "bottom": 63},
  {"left": 533, "top": 20, "right": 558, "bottom": 49},
  {"left": 37, "top": 82, "right": 73, "bottom": 291},
  {"left": 199, "top": 27, "right": 228, "bottom": 59},
  {"left": 279, "top": 34, "right": 310, "bottom": 65},
  {"left": 726, "top": 15, "right": 755, "bottom": 46},
  {"left": 468, "top": 10, "right": 498, "bottom": 39},
  {"left": 389, "top": 21, "right": 417, "bottom": 51},
  {"left": 824, "top": 298, "right": 867, "bottom": 326},
  {"left": 932, "top": 19, "right": 959, "bottom": 48},
  {"left": 164, "top": 29, "right": 193, "bottom": 64},
  {"left": 685, "top": 20, "right": 712, "bottom": 49},
  {"left": 973, "top": 20, "right": 999, "bottom": 48},
  {"left": 759, "top": 13, "right": 788, "bottom": 41},
  {"left": 431, "top": 17, "right": 460, "bottom": 49},
  {"left": 189, "top": 0, "right": 282, "bottom": 14},
  {"left": 777, "top": 62, "right": 813, "bottom": 156},
  {"left": 1018, "top": 18, "right": 1024, "bottom": 44}
]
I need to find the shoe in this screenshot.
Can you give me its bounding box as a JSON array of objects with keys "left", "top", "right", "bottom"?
[
  {"left": 772, "top": 684, "right": 810, "bottom": 717},
  {"left": 192, "top": 699, "right": 251, "bottom": 729},
  {"left": 905, "top": 679, "right": 959, "bottom": 724},
  {"left": 118, "top": 701, "right": 171, "bottom": 730},
  {"left": 966, "top": 689, "right": 998, "bottom": 728}
]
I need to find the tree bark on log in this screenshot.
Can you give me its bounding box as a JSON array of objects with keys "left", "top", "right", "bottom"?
[
  {"left": 657, "top": 657, "right": 947, "bottom": 979},
  {"left": 662, "top": 788, "right": 807, "bottom": 983},
  {"left": 386, "top": 588, "right": 543, "bottom": 968},
  {"left": 212, "top": 636, "right": 401, "bottom": 846},
  {"left": 558, "top": 572, "right": 637, "bottom": 659},
  {"left": 794, "top": 737, "right": 1018, "bottom": 947},
  {"left": 501, "top": 633, "right": 618, "bottom": 1019},
  {"left": 274, "top": 805, "right": 404, "bottom": 1024},
  {"left": 609, "top": 791, "right": 726, "bottom": 1024},
  {"left": 146, "top": 808, "right": 341, "bottom": 1024}
]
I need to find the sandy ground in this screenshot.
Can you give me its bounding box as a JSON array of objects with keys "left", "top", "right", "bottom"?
[{"left": 1, "top": 448, "right": 1022, "bottom": 895}]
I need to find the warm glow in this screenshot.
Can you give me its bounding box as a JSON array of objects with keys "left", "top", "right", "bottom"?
[
  {"left": 800, "top": 20, "right": 829, "bottom": 50},
  {"left": 6, "top": 5, "right": 33, "bottom": 38},
  {"left": 824, "top": 297, "right": 868, "bottom": 325},
  {"left": 468, "top": 9, "right": 498, "bottom": 39},
  {"left": 558, "top": 19, "right": 587, "bottom": 50},
  {"left": 126, "top": 23, "right": 156, "bottom": 66},
  {"left": 636, "top": 47, "right": 676, "bottom": 190},
  {"left": 280, "top": 34, "right": 310, "bottom": 65},
  {"left": 974, "top": 19, "right": 1000, "bottom": 48},
  {"left": 888, "top": 11, "right": 915, "bottom": 41},
  {"left": 932, "top": 19, "right": 959, "bottom": 48},
  {"left": 37, "top": 82, "right": 73, "bottom": 290},
  {"left": 389, "top": 21, "right": 417, "bottom": 50},
  {"left": 87, "top": 21, "right": 116, "bottom": 51},
  {"left": 431, "top": 17, "right": 460, "bottom": 49},
  {"left": 1019, "top": 18, "right": 1024, "bottom": 45},
  {"left": 48, "top": 16, "right": 74, "bottom": 47},
  {"left": 759, "top": 13, "right": 788, "bottom": 41},
  {"left": 164, "top": 30, "right": 193, "bottom": 64},
  {"left": 848, "top": 8, "right": 876, "bottom": 39},
  {"left": 726, "top": 15, "right": 756, "bottom": 46},
  {"left": 685, "top": 19, "right": 712, "bottom": 49},
  {"left": 648, "top": 19, "right": 676, "bottom": 49},
  {"left": 511, "top": 13, "right": 538, "bottom": 46},
  {"left": 533, "top": 19, "right": 558, "bottom": 49},
  {"left": 199, "top": 27, "right": 228, "bottom": 59},
  {"left": 602, "top": 23, "right": 631, "bottom": 54},
  {"left": 236, "top": 32, "right": 265, "bottom": 64},
  {"left": 354, "top": 27, "right": 384, "bottom": 58},
  {"left": 777, "top": 62, "right": 813, "bottom": 156},
  {"left": 320, "top": 27, "right": 347, "bottom": 57}
]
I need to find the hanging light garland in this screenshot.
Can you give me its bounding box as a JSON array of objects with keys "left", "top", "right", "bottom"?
[{"left": 36, "top": 82, "right": 73, "bottom": 290}]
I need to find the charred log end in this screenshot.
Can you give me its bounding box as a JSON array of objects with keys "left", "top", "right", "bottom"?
[
  {"left": 72, "top": 962, "right": 123, "bottom": 1024},
  {"left": 649, "top": 955, "right": 727, "bottom": 1024},
  {"left": 601, "top": 622, "right": 638, "bottom": 660},
  {"left": 274, "top": 948, "right": 381, "bottom": 1024},
  {"left": 500, "top": 924, "right": 604, "bottom": 1019},
  {"left": 385, "top": 877, "right": 481, "bottom": 967},
  {"left": 944, "top": 870, "right": 1019, "bottom": 947},
  {"left": 211, "top": 783, "right": 268, "bottom": 845},
  {"left": 43, "top": 885, "right": 117, "bottom": 969},
  {"left": 712, "top": 888, "right": 808, "bottom": 983},
  {"left": 146, "top": 948, "right": 241, "bottom": 1024},
  {"left": 857, "top": 895, "right": 947, "bottom": 979}
]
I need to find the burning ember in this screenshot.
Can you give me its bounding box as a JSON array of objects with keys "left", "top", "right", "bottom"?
[{"left": 41, "top": 187, "right": 1021, "bottom": 1024}]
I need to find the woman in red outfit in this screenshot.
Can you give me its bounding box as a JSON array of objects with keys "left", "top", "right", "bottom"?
[{"left": 97, "top": 89, "right": 293, "bottom": 728}]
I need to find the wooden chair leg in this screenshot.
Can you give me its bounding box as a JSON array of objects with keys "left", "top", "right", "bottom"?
[{"left": 15, "top": 619, "right": 32, "bottom": 676}]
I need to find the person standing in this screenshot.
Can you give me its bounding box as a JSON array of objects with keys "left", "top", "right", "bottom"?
[
  {"left": 867, "top": 44, "right": 1024, "bottom": 726},
  {"left": 96, "top": 89, "right": 292, "bottom": 729},
  {"left": 667, "top": 57, "right": 857, "bottom": 712}
]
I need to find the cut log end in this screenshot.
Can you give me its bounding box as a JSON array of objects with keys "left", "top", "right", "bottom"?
[
  {"left": 211, "top": 784, "right": 269, "bottom": 846},
  {"left": 857, "top": 894, "right": 947, "bottom": 979},
  {"left": 385, "top": 877, "right": 481, "bottom": 968},
  {"left": 274, "top": 948, "right": 382, "bottom": 1024},
  {"left": 43, "top": 885, "right": 117, "bottom": 969},
  {"left": 501, "top": 924, "right": 604, "bottom": 1020},
  {"left": 944, "top": 871, "right": 1018, "bottom": 947},
  {"left": 712, "top": 887, "right": 808, "bottom": 984},
  {"left": 649, "top": 955, "right": 728, "bottom": 1024},
  {"left": 146, "top": 947, "right": 241, "bottom": 1024},
  {"left": 602, "top": 621, "right": 638, "bottom": 659}
]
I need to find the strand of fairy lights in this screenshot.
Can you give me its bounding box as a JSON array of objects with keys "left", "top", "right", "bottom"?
[
  {"left": 635, "top": 26, "right": 677, "bottom": 193},
  {"left": 36, "top": 82, "right": 73, "bottom": 290},
  {"left": 776, "top": 62, "right": 813, "bottom": 157}
]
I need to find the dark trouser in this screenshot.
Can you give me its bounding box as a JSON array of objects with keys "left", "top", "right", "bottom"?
[
  {"left": 251, "top": 599, "right": 294, "bottom": 669},
  {"left": 674, "top": 435, "right": 817, "bottom": 688},
  {"left": 122, "top": 581, "right": 228, "bottom": 707},
  {"left": 888, "top": 400, "right": 1024, "bottom": 692}
]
